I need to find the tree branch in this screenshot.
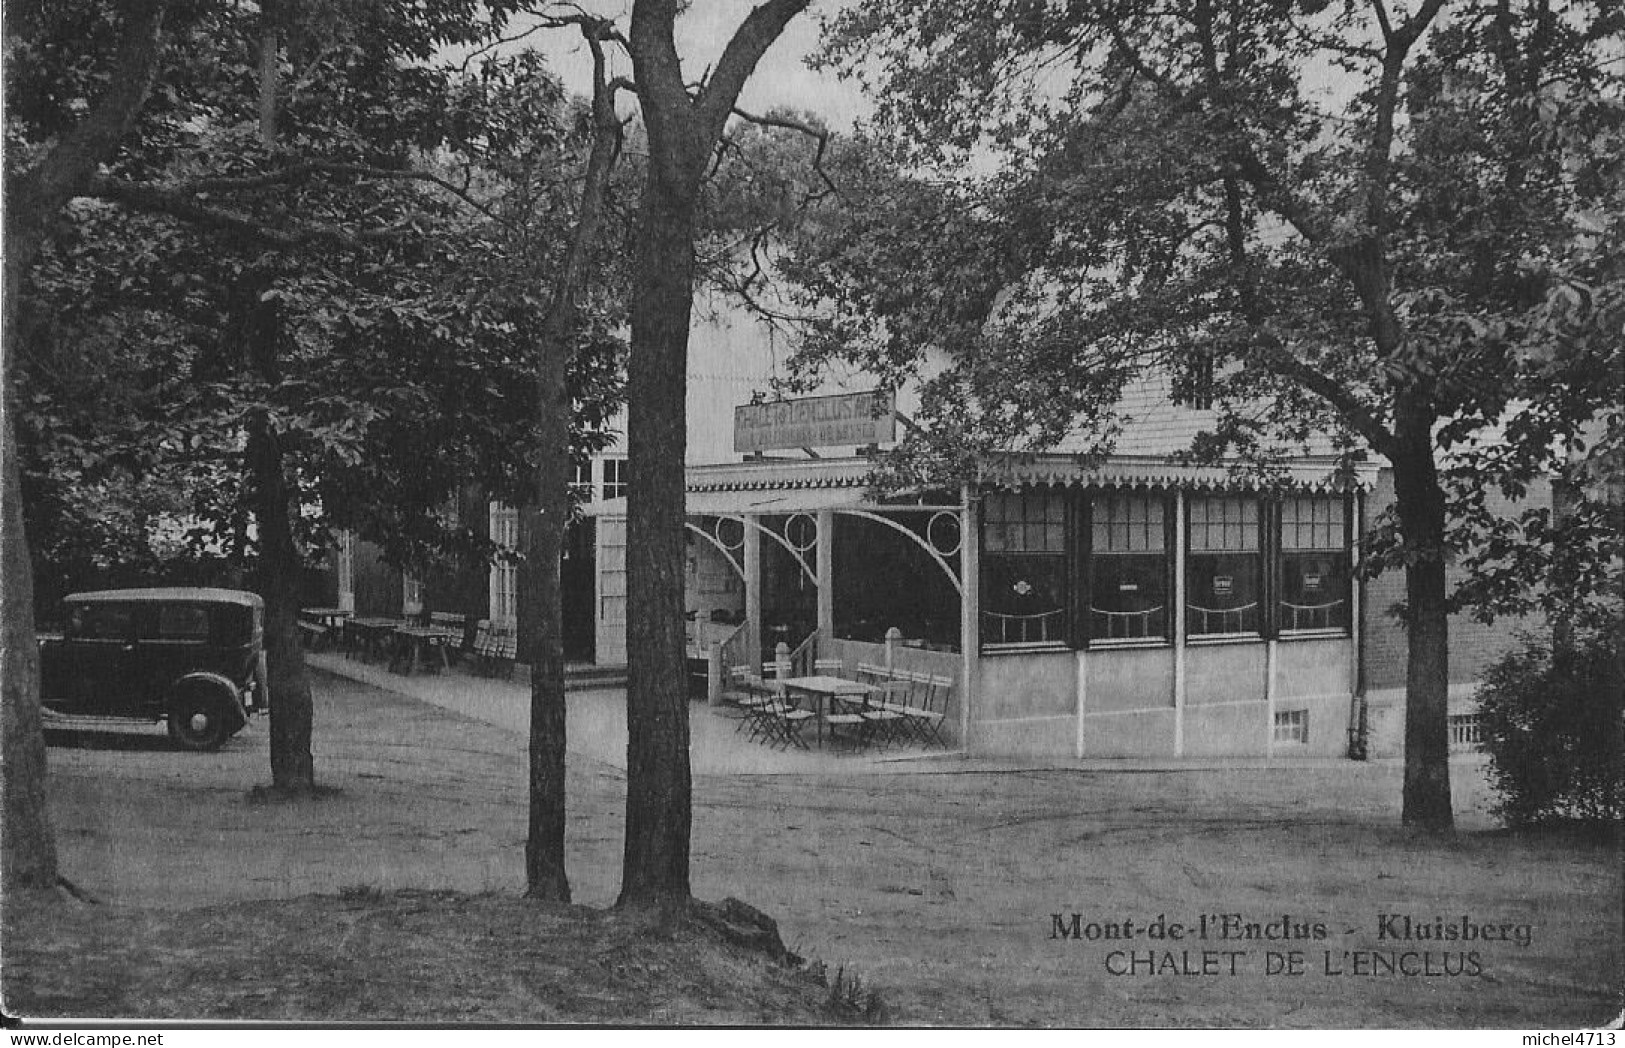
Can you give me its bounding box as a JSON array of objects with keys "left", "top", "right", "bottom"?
[
  {"left": 7, "top": 0, "right": 170, "bottom": 262},
  {"left": 695, "top": 0, "right": 812, "bottom": 140},
  {"left": 188, "top": 160, "right": 503, "bottom": 224},
  {"left": 1253, "top": 332, "right": 1396, "bottom": 455},
  {"left": 729, "top": 106, "right": 838, "bottom": 202},
  {"left": 88, "top": 175, "right": 403, "bottom": 248}
]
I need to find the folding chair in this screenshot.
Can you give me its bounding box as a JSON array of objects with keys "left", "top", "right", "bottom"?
[
  {"left": 854, "top": 663, "right": 912, "bottom": 749},
  {"left": 725, "top": 666, "right": 773, "bottom": 732},
  {"left": 897, "top": 674, "right": 951, "bottom": 747},
  {"left": 768, "top": 684, "right": 816, "bottom": 750}
]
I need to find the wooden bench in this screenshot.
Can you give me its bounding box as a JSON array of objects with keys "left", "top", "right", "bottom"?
[
  {"left": 297, "top": 620, "right": 329, "bottom": 651},
  {"left": 429, "top": 612, "right": 468, "bottom": 664},
  {"left": 470, "top": 620, "right": 517, "bottom": 680}
]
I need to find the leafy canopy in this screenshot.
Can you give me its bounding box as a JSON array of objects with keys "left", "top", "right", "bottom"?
[
  {"left": 788, "top": 0, "right": 1622, "bottom": 612},
  {"left": 9, "top": 0, "right": 630, "bottom": 595}
]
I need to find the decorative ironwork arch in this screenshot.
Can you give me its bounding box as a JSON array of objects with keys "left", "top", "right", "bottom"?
[
  {"left": 683, "top": 521, "right": 745, "bottom": 581},
  {"left": 706, "top": 513, "right": 818, "bottom": 585},
  {"left": 833, "top": 508, "right": 964, "bottom": 597},
  {"left": 685, "top": 506, "right": 967, "bottom": 595}
]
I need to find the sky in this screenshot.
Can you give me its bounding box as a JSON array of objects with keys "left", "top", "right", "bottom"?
[{"left": 510, "top": 1, "right": 870, "bottom": 129}]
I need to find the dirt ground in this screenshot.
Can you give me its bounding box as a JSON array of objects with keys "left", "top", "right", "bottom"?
[{"left": 7, "top": 668, "right": 1621, "bottom": 1027}]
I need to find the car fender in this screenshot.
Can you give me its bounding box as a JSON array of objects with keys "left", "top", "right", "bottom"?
[{"left": 169, "top": 672, "right": 250, "bottom": 732}]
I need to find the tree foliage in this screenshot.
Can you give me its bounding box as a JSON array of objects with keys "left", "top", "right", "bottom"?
[
  {"left": 1476, "top": 620, "right": 1624, "bottom": 826},
  {"left": 10, "top": 3, "right": 628, "bottom": 597}
]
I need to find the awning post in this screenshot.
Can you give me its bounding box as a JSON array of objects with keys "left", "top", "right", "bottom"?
[
  {"left": 744, "top": 516, "right": 762, "bottom": 673},
  {"left": 816, "top": 509, "right": 834, "bottom": 651},
  {"left": 959, "top": 484, "right": 980, "bottom": 751}
]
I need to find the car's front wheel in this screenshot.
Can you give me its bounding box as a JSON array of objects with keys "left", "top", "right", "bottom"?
[{"left": 168, "top": 691, "right": 232, "bottom": 751}]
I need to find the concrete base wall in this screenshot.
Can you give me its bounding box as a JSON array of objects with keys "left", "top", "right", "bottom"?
[
  {"left": 1183, "top": 701, "right": 1270, "bottom": 757},
  {"left": 968, "top": 714, "right": 1078, "bottom": 757},
  {"left": 968, "top": 636, "right": 1361, "bottom": 759},
  {"left": 1081, "top": 708, "right": 1178, "bottom": 757}
]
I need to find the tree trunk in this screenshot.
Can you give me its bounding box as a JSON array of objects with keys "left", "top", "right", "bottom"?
[
  {"left": 1391, "top": 408, "right": 1453, "bottom": 832},
  {"left": 523, "top": 405, "right": 571, "bottom": 901},
  {"left": 617, "top": 170, "right": 698, "bottom": 912},
  {"left": 1, "top": 395, "right": 59, "bottom": 890},
  {"left": 242, "top": 16, "right": 313, "bottom": 794},
  {"left": 250, "top": 420, "right": 317, "bottom": 792},
  {"left": 616, "top": 0, "right": 809, "bottom": 914},
  {"left": 522, "top": 24, "right": 622, "bottom": 903},
  {"left": 239, "top": 272, "right": 316, "bottom": 793}
]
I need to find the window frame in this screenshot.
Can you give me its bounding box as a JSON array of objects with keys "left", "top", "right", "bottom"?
[
  {"left": 1274, "top": 495, "right": 1354, "bottom": 637},
  {"left": 1077, "top": 489, "right": 1174, "bottom": 648},
  {"left": 979, "top": 488, "right": 1071, "bottom": 650},
  {"left": 1184, "top": 494, "right": 1266, "bottom": 640},
  {"left": 601, "top": 457, "right": 628, "bottom": 500},
  {"left": 974, "top": 486, "right": 1354, "bottom": 654},
  {"left": 489, "top": 502, "right": 520, "bottom": 626}
]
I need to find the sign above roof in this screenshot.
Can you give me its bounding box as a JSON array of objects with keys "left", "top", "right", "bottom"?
[{"left": 733, "top": 391, "right": 896, "bottom": 454}]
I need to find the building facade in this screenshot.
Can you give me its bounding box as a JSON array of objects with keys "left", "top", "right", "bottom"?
[{"left": 318, "top": 300, "right": 1547, "bottom": 760}]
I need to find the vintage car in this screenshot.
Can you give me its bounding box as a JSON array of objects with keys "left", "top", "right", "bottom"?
[{"left": 39, "top": 587, "right": 268, "bottom": 750}]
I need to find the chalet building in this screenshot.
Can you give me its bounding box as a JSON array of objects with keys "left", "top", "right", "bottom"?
[{"left": 315, "top": 300, "right": 1545, "bottom": 760}]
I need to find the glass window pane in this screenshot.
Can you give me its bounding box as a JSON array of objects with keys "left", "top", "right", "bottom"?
[
  {"left": 984, "top": 490, "right": 1064, "bottom": 552},
  {"left": 1186, "top": 551, "right": 1262, "bottom": 635},
  {"left": 1089, "top": 552, "right": 1169, "bottom": 640},
  {"left": 157, "top": 604, "right": 210, "bottom": 640},
  {"left": 71, "top": 603, "right": 134, "bottom": 641},
  {"left": 1282, "top": 497, "right": 1347, "bottom": 550},
  {"left": 1094, "top": 493, "right": 1165, "bottom": 553},
  {"left": 981, "top": 554, "right": 1068, "bottom": 645},
  {"left": 1190, "top": 497, "right": 1258, "bottom": 552},
  {"left": 1278, "top": 552, "right": 1351, "bottom": 631}
]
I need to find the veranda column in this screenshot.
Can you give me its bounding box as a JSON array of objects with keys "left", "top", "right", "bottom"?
[
  {"left": 959, "top": 485, "right": 980, "bottom": 751},
  {"left": 1173, "top": 490, "right": 1187, "bottom": 758},
  {"left": 743, "top": 516, "right": 762, "bottom": 674},
  {"left": 816, "top": 509, "right": 834, "bottom": 653}
]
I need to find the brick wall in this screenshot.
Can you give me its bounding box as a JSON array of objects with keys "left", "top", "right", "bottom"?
[{"left": 1360, "top": 469, "right": 1551, "bottom": 692}]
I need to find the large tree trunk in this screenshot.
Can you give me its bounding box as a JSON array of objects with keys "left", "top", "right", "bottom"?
[
  {"left": 243, "top": 15, "right": 314, "bottom": 794},
  {"left": 1391, "top": 406, "right": 1453, "bottom": 831},
  {"left": 522, "top": 24, "right": 622, "bottom": 903},
  {"left": 618, "top": 171, "right": 699, "bottom": 912},
  {"left": 523, "top": 402, "right": 571, "bottom": 902},
  {"left": 616, "top": 0, "right": 809, "bottom": 914},
  {"left": 1, "top": 0, "right": 170, "bottom": 891},
  {"left": 239, "top": 271, "right": 316, "bottom": 793},
  {"left": 249, "top": 419, "right": 317, "bottom": 792},
  {"left": 2, "top": 400, "right": 58, "bottom": 890}
]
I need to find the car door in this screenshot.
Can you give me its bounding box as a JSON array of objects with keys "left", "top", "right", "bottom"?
[
  {"left": 65, "top": 601, "right": 140, "bottom": 714},
  {"left": 131, "top": 602, "right": 214, "bottom": 714}
]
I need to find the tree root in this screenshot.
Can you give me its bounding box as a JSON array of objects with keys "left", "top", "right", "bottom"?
[
  {"left": 245, "top": 782, "right": 341, "bottom": 804},
  {"left": 55, "top": 875, "right": 100, "bottom": 904},
  {"left": 685, "top": 897, "right": 801, "bottom": 967}
]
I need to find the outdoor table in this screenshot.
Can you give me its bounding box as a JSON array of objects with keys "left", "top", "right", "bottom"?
[
  {"left": 298, "top": 608, "right": 351, "bottom": 652},
  {"left": 345, "top": 617, "right": 402, "bottom": 662},
  {"left": 777, "top": 675, "right": 873, "bottom": 749},
  {"left": 389, "top": 625, "right": 457, "bottom": 676}
]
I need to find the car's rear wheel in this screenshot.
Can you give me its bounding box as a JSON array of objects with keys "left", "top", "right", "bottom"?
[{"left": 168, "top": 690, "right": 231, "bottom": 751}]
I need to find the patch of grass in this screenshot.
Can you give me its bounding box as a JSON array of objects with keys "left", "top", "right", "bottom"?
[
  {"left": 807, "top": 960, "right": 888, "bottom": 1025},
  {"left": 4, "top": 889, "right": 848, "bottom": 1025}
]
